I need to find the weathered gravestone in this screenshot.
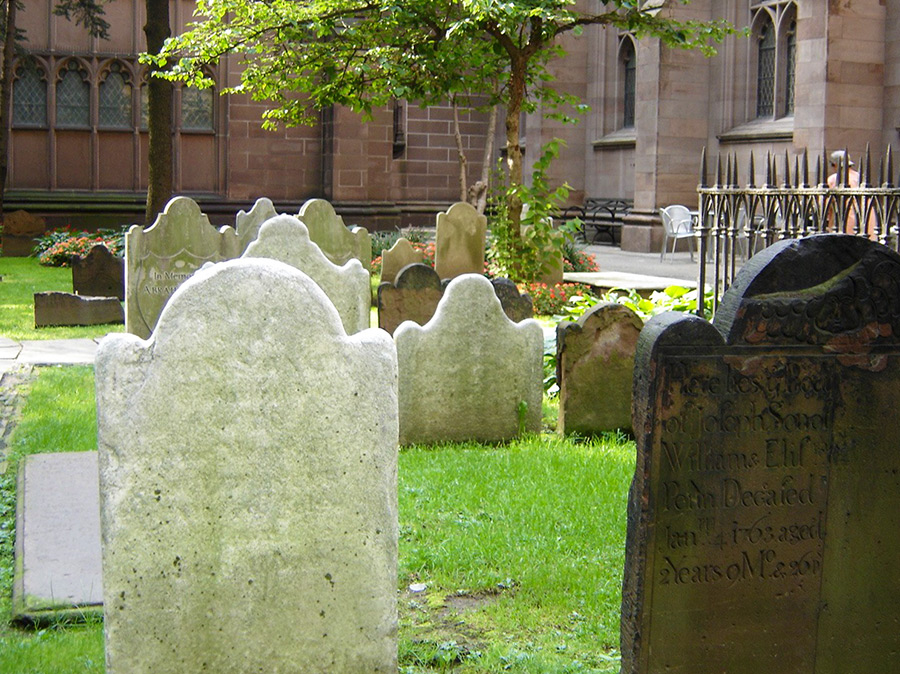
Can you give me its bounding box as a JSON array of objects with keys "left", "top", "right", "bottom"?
[
  {"left": 434, "top": 202, "right": 486, "bottom": 280},
  {"left": 378, "top": 263, "right": 443, "bottom": 336},
  {"left": 243, "top": 214, "right": 371, "bottom": 334},
  {"left": 394, "top": 274, "right": 543, "bottom": 445},
  {"left": 73, "top": 244, "right": 124, "bottom": 300},
  {"left": 490, "top": 277, "right": 534, "bottom": 323},
  {"left": 1, "top": 210, "right": 46, "bottom": 256},
  {"left": 34, "top": 292, "right": 124, "bottom": 327},
  {"left": 96, "top": 258, "right": 398, "bottom": 674},
  {"left": 235, "top": 197, "right": 279, "bottom": 253},
  {"left": 298, "top": 198, "right": 372, "bottom": 273},
  {"left": 381, "top": 238, "right": 425, "bottom": 285},
  {"left": 621, "top": 235, "right": 900, "bottom": 674},
  {"left": 557, "top": 302, "right": 641, "bottom": 435},
  {"left": 125, "top": 197, "right": 240, "bottom": 339}
]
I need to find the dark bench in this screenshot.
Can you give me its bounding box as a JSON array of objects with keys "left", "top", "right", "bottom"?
[{"left": 561, "top": 198, "right": 633, "bottom": 245}]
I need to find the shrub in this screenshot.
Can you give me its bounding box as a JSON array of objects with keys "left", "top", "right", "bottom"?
[
  {"left": 33, "top": 226, "right": 126, "bottom": 267},
  {"left": 519, "top": 281, "right": 594, "bottom": 317}
]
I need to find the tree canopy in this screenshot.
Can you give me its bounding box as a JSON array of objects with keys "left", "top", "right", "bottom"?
[{"left": 157, "top": 0, "right": 736, "bottom": 279}]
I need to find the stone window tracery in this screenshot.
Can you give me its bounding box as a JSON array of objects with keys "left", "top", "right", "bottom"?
[
  {"left": 751, "top": 1, "right": 797, "bottom": 120},
  {"left": 99, "top": 62, "right": 133, "bottom": 128},
  {"left": 56, "top": 60, "right": 90, "bottom": 128},
  {"left": 12, "top": 64, "right": 47, "bottom": 126}
]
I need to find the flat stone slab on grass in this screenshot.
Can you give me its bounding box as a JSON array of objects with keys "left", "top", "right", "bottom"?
[
  {"left": 564, "top": 271, "right": 699, "bottom": 292},
  {"left": 15, "top": 339, "right": 99, "bottom": 365},
  {"left": 0, "top": 337, "right": 23, "bottom": 360},
  {"left": 13, "top": 451, "right": 102, "bottom": 622}
]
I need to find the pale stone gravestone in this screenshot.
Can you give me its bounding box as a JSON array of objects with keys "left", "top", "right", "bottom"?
[
  {"left": 243, "top": 214, "right": 371, "bottom": 334},
  {"left": 395, "top": 274, "right": 543, "bottom": 445},
  {"left": 96, "top": 258, "right": 398, "bottom": 674},
  {"left": 556, "top": 302, "right": 642, "bottom": 435},
  {"left": 434, "top": 202, "right": 486, "bottom": 280},
  {"left": 381, "top": 238, "right": 425, "bottom": 285},
  {"left": 490, "top": 277, "right": 534, "bottom": 322},
  {"left": 235, "top": 196, "right": 279, "bottom": 253},
  {"left": 34, "top": 292, "right": 124, "bottom": 327},
  {"left": 297, "top": 198, "right": 372, "bottom": 273},
  {"left": 73, "top": 244, "right": 124, "bottom": 300},
  {"left": 125, "top": 196, "right": 241, "bottom": 339},
  {"left": 621, "top": 235, "right": 900, "bottom": 674},
  {"left": 377, "top": 263, "right": 443, "bottom": 336},
  {"left": 13, "top": 452, "right": 103, "bottom": 623},
  {"left": 1, "top": 210, "right": 46, "bottom": 256}
]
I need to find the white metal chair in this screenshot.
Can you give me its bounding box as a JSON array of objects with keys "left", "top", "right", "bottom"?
[{"left": 659, "top": 205, "right": 695, "bottom": 261}]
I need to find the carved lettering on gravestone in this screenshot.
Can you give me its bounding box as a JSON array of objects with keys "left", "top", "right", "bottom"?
[
  {"left": 73, "top": 244, "right": 124, "bottom": 300},
  {"left": 297, "top": 198, "right": 372, "bottom": 273},
  {"left": 126, "top": 197, "right": 241, "bottom": 339},
  {"left": 235, "top": 197, "right": 279, "bottom": 253},
  {"left": 96, "top": 258, "right": 398, "bottom": 674},
  {"left": 621, "top": 235, "right": 900, "bottom": 674},
  {"left": 434, "top": 202, "right": 486, "bottom": 280}
]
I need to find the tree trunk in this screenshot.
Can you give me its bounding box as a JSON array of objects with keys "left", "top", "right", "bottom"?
[
  {"left": 451, "top": 96, "right": 468, "bottom": 203},
  {"left": 502, "top": 57, "right": 528, "bottom": 263},
  {"left": 144, "top": 0, "right": 173, "bottom": 224},
  {"left": 0, "top": 0, "right": 17, "bottom": 219},
  {"left": 473, "top": 103, "right": 497, "bottom": 214}
]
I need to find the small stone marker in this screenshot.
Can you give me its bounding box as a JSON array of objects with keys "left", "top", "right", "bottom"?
[
  {"left": 395, "top": 274, "right": 543, "bottom": 445},
  {"left": 243, "top": 214, "right": 371, "bottom": 334},
  {"left": 73, "top": 244, "right": 125, "bottom": 300},
  {"left": 34, "top": 291, "right": 123, "bottom": 327},
  {"left": 377, "top": 263, "right": 443, "bottom": 336},
  {"left": 556, "top": 302, "right": 641, "bottom": 435},
  {"left": 1, "top": 210, "right": 46, "bottom": 256},
  {"left": 13, "top": 452, "right": 103, "bottom": 622},
  {"left": 125, "top": 196, "right": 240, "bottom": 339},
  {"left": 621, "top": 235, "right": 900, "bottom": 674},
  {"left": 297, "top": 198, "right": 372, "bottom": 273},
  {"left": 235, "top": 197, "right": 279, "bottom": 252},
  {"left": 381, "top": 238, "right": 425, "bottom": 285},
  {"left": 434, "top": 202, "right": 486, "bottom": 279},
  {"left": 96, "top": 258, "right": 398, "bottom": 674},
  {"left": 490, "top": 278, "right": 534, "bottom": 322}
]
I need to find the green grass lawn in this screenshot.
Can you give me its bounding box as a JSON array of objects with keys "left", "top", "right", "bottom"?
[
  {"left": 0, "top": 367, "right": 634, "bottom": 673},
  {"left": 0, "top": 257, "right": 124, "bottom": 342}
]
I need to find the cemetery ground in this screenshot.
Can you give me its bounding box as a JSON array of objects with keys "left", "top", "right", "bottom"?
[{"left": 0, "top": 258, "right": 635, "bottom": 673}]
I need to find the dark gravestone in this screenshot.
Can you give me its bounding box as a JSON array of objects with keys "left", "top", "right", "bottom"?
[
  {"left": 557, "top": 302, "right": 641, "bottom": 435},
  {"left": 2, "top": 210, "right": 46, "bottom": 257},
  {"left": 622, "top": 235, "right": 900, "bottom": 674},
  {"left": 490, "top": 278, "right": 534, "bottom": 323},
  {"left": 34, "top": 292, "right": 124, "bottom": 327},
  {"left": 73, "top": 245, "right": 125, "bottom": 300},
  {"left": 377, "top": 263, "right": 443, "bottom": 335}
]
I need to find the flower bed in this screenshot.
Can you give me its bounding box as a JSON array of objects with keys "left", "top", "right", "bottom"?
[{"left": 33, "top": 226, "right": 126, "bottom": 267}]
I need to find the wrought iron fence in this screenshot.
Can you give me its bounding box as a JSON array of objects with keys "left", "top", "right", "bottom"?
[{"left": 696, "top": 146, "right": 900, "bottom": 317}]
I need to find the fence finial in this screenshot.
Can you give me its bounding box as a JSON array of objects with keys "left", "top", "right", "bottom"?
[
  {"left": 732, "top": 152, "right": 740, "bottom": 187},
  {"left": 862, "top": 144, "right": 871, "bottom": 187},
  {"left": 887, "top": 145, "right": 895, "bottom": 188},
  {"left": 765, "top": 151, "right": 773, "bottom": 188},
  {"left": 801, "top": 148, "right": 809, "bottom": 188},
  {"left": 747, "top": 151, "right": 756, "bottom": 189},
  {"left": 699, "top": 146, "right": 708, "bottom": 188},
  {"left": 783, "top": 150, "right": 791, "bottom": 187},
  {"left": 715, "top": 153, "right": 722, "bottom": 188}
]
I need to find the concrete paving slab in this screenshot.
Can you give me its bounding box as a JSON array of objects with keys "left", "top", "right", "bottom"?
[
  {"left": 564, "top": 271, "right": 699, "bottom": 292},
  {"left": 16, "top": 339, "right": 98, "bottom": 365},
  {"left": 13, "top": 451, "right": 103, "bottom": 622},
  {"left": 0, "top": 337, "right": 23, "bottom": 360}
]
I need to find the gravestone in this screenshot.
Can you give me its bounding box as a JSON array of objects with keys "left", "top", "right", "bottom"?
[
  {"left": 2, "top": 210, "right": 46, "bottom": 256},
  {"left": 556, "top": 302, "right": 641, "bottom": 435},
  {"left": 377, "top": 263, "right": 443, "bottom": 336},
  {"left": 235, "top": 197, "right": 279, "bottom": 252},
  {"left": 394, "top": 274, "right": 543, "bottom": 445},
  {"left": 34, "top": 292, "right": 124, "bottom": 327},
  {"left": 297, "top": 198, "right": 372, "bottom": 273},
  {"left": 621, "top": 235, "right": 900, "bottom": 674},
  {"left": 96, "top": 258, "right": 398, "bottom": 674},
  {"left": 490, "top": 278, "right": 534, "bottom": 323},
  {"left": 73, "top": 244, "right": 125, "bottom": 300},
  {"left": 381, "top": 238, "right": 425, "bottom": 285},
  {"left": 243, "top": 215, "right": 371, "bottom": 334},
  {"left": 434, "top": 202, "right": 486, "bottom": 280},
  {"left": 125, "top": 197, "right": 241, "bottom": 339}
]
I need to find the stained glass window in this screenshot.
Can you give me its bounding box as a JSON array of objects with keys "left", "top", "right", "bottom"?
[
  {"left": 13, "top": 65, "right": 47, "bottom": 126},
  {"left": 756, "top": 20, "right": 775, "bottom": 118},
  {"left": 56, "top": 61, "right": 90, "bottom": 127},
  {"left": 181, "top": 86, "right": 214, "bottom": 131},
  {"left": 99, "top": 63, "right": 132, "bottom": 128},
  {"left": 622, "top": 40, "right": 636, "bottom": 128}
]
